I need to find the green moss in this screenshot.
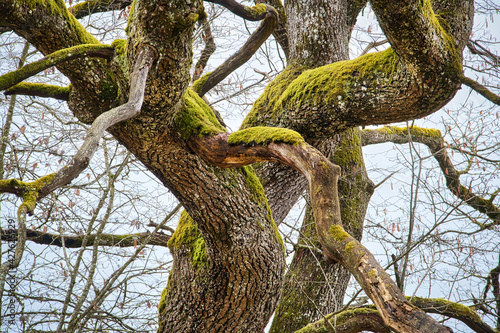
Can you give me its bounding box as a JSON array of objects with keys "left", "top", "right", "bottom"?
[
  {"left": 243, "top": 65, "right": 308, "bottom": 128},
  {"left": 274, "top": 48, "right": 398, "bottom": 112},
  {"left": 191, "top": 72, "right": 212, "bottom": 95},
  {"left": 11, "top": 173, "right": 56, "bottom": 213},
  {"left": 0, "top": 44, "right": 111, "bottom": 92},
  {"left": 329, "top": 225, "right": 350, "bottom": 242},
  {"left": 5, "top": 82, "right": 71, "bottom": 100},
  {"left": 378, "top": 126, "right": 442, "bottom": 139},
  {"left": 167, "top": 211, "right": 207, "bottom": 268},
  {"left": 23, "top": 0, "right": 64, "bottom": 15},
  {"left": 23, "top": 0, "right": 99, "bottom": 44},
  {"left": 409, "top": 296, "right": 482, "bottom": 323},
  {"left": 241, "top": 166, "right": 285, "bottom": 252},
  {"left": 98, "top": 78, "right": 119, "bottom": 101},
  {"left": 228, "top": 126, "right": 305, "bottom": 147},
  {"left": 175, "top": 88, "right": 226, "bottom": 139},
  {"left": 345, "top": 241, "right": 355, "bottom": 253},
  {"left": 245, "top": 3, "right": 267, "bottom": 17},
  {"left": 421, "top": 0, "right": 460, "bottom": 66},
  {"left": 333, "top": 128, "right": 367, "bottom": 234}
]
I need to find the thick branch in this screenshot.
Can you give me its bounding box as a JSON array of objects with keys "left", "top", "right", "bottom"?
[
  {"left": 0, "top": 44, "right": 114, "bottom": 93},
  {"left": 461, "top": 75, "right": 500, "bottom": 106},
  {"left": 186, "top": 128, "right": 451, "bottom": 332},
  {"left": 409, "top": 296, "right": 495, "bottom": 333},
  {"left": 5, "top": 82, "right": 71, "bottom": 100},
  {"left": 369, "top": 0, "right": 471, "bottom": 72},
  {"left": 1, "top": 229, "right": 171, "bottom": 248},
  {"left": 69, "top": 0, "right": 133, "bottom": 19},
  {"left": 361, "top": 126, "right": 500, "bottom": 226},
  {"left": 196, "top": 4, "right": 278, "bottom": 96}
]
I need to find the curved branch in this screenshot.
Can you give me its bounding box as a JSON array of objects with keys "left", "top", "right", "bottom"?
[
  {"left": 297, "top": 297, "right": 493, "bottom": 333},
  {"left": 186, "top": 127, "right": 451, "bottom": 332},
  {"left": 5, "top": 82, "right": 71, "bottom": 100},
  {"left": 255, "top": 0, "right": 288, "bottom": 59},
  {"left": 361, "top": 126, "right": 500, "bottom": 226},
  {"left": 196, "top": 4, "right": 278, "bottom": 96},
  {"left": 39, "top": 46, "right": 156, "bottom": 197},
  {"left": 369, "top": 0, "right": 471, "bottom": 72},
  {"left": 0, "top": 229, "right": 171, "bottom": 248},
  {"left": 0, "top": 46, "right": 156, "bottom": 212},
  {"left": 295, "top": 307, "right": 390, "bottom": 333},
  {"left": 0, "top": 44, "right": 113, "bottom": 92},
  {"left": 69, "top": 0, "right": 133, "bottom": 19},
  {"left": 461, "top": 75, "right": 500, "bottom": 106},
  {"left": 409, "top": 296, "right": 495, "bottom": 333}
]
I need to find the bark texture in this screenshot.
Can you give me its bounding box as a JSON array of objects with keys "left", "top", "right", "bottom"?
[{"left": 0, "top": 0, "right": 477, "bottom": 332}]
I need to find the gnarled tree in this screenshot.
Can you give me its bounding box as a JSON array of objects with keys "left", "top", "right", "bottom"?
[{"left": 1, "top": 0, "right": 499, "bottom": 332}]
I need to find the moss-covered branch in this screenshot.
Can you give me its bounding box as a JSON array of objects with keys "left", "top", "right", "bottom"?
[
  {"left": 0, "top": 44, "right": 113, "bottom": 92},
  {"left": 409, "top": 296, "right": 495, "bottom": 333},
  {"left": 5, "top": 82, "right": 71, "bottom": 100},
  {"left": 461, "top": 75, "right": 500, "bottom": 106},
  {"left": 195, "top": 3, "right": 278, "bottom": 96},
  {"left": 296, "top": 297, "right": 493, "bottom": 333},
  {"left": 1, "top": 228, "right": 171, "bottom": 248},
  {"left": 186, "top": 125, "right": 451, "bottom": 331},
  {"left": 69, "top": 0, "right": 132, "bottom": 19},
  {"left": 295, "top": 307, "right": 390, "bottom": 333},
  {"left": 0, "top": 174, "right": 56, "bottom": 215},
  {"left": 361, "top": 126, "right": 500, "bottom": 227}
]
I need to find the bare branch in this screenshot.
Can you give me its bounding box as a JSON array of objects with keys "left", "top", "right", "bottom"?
[
  {"left": 0, "top": 44, "right": 114, "bottom": 93},
  {"left": 195, "top": 4, "right": 278, "bottom": 96},
  {"left": 255, "top": 0, "right": 289, "bottom": 59},
  {"left": 360, "top": 39, "right": 388, "bottom": 56},
  {"left": 467, "top": 40, "right": 500, "bottom": 66},
  {"left": 461, "top": 75, "right": 500, "bottom": 106},
  {"left": 361, "top": 126, "right": 500, "bottom": 227},
  {"left": 0, "top": 229, "right": 171, "bottom": 248},
  {"left": 39, "top": 46, "right": 156, "bottom": 197}
]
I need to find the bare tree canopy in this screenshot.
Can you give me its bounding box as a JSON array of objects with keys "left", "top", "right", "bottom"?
[{"left": 1, "top": 0, "right": 500, "bottom": 332}]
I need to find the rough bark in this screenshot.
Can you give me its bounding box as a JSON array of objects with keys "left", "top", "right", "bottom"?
[
  {"left": 270, "top": 128, "right": 373, "bottom": 333},
  {"left": 0, "top": 0, "right": 478, "bottom": 332}
]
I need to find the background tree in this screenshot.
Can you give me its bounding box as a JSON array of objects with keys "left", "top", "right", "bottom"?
[{"left": 0, "top": 0, "right": 499, "bottom": 332}]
